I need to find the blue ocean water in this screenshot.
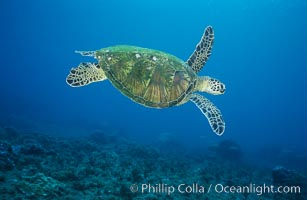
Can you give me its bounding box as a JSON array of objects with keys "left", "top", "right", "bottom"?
[{"left": 1, "top": 0, "right": 307, "bottom": 172}]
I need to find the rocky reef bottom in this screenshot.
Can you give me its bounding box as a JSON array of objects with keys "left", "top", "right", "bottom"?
[{"left": 0, "top": 127, "right": 305, "bottom": 200}]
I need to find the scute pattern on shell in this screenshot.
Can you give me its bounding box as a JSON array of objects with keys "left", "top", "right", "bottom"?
[{"left": 96, "top": 46, "right": 197, "bottom": 108}]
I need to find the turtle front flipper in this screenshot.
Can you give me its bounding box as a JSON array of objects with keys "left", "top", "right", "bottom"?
[
  {"left": 187, "top": 26, "right": 214, "bottom": 73},
  {"left": 189, "top": 93, "right": 225, "bottom": 135},
  {"left": 66, "top": 62, "right": 107, "bottom": 87}
]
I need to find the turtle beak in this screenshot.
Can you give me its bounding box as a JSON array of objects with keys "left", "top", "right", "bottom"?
[{"left": 220, "top": 83, "right": 226, "bottom": 94}]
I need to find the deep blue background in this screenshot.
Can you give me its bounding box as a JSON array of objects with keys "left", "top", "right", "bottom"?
[{"left": 1, "top": 0, "right": 307, "bottom": 167}]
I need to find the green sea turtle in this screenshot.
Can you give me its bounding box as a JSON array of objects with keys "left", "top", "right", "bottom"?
[{"left": 66, "top": 26, "right": 226, "bottom": 135}]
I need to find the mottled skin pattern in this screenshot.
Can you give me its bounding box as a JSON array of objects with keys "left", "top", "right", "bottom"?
[
  {"left": 96, "top": 45, "right": 197, "bottom": 108},
  {"left": 189, "top": 93, "right": 224, "bottom": 134},
  {"left": 187, "top": 26, "right": 214, "bottom": 73},
  {"left": 66, "top": 62, "right": 106, "bottom": 87}
]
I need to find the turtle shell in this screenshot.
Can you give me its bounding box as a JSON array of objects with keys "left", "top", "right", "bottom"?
[{"left": 96, "top": 45, "right": 197, "bottom": 108}]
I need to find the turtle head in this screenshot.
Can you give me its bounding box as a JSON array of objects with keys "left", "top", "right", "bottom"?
[{"left": 196, "top": 76, "right": 225, "bottom": 95}]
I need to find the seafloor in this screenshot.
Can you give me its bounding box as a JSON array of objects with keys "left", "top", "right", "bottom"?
[{"left": 0, "top": 126, "right": 305, "bottom": 200}]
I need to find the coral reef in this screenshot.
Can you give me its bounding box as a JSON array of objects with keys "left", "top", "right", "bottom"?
[
  {"left": 272, "top": 166, "right": 306, "bottom": 200},
  {"left": 0, "top": 127, "right": 305, "bottom": 199}
]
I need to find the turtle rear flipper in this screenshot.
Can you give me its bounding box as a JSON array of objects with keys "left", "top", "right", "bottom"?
[
  {"left": 66, "top": 62, "right": 107, "bottom": 87},
  {"left": 187, "top": 26, "right": 214, "bottom": 73},
  {"left": 189, "top": 93, "right": 225, "bottom": 135}
]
